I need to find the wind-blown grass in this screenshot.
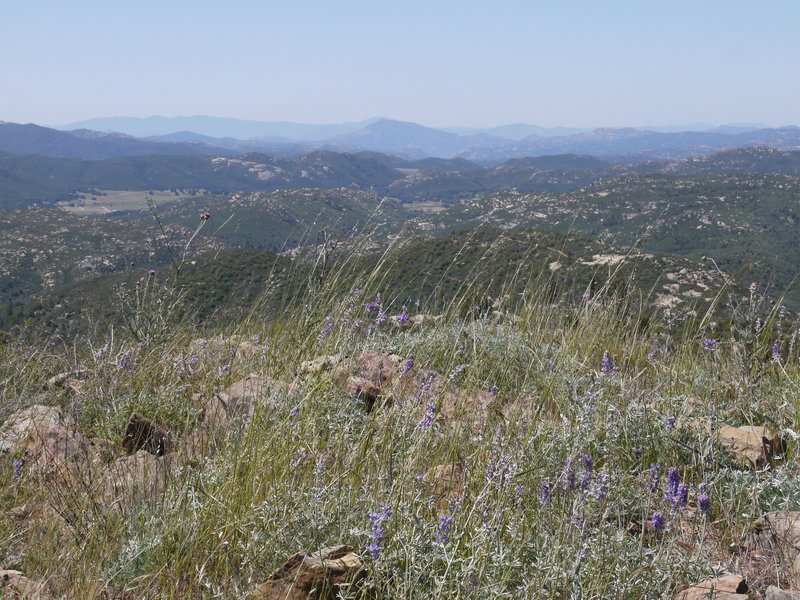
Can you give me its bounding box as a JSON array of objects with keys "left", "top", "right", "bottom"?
[{"left": 0, "top": 232, "right": 798, "bottom": 599}]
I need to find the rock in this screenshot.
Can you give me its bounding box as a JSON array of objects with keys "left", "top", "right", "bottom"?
[
  {"left": 250, "top": 545, "right": 364, "bottom": 600},
  {"left": 184, "top": 374, "right": 272, "bottom": 459},
  {"left": 34, "top": 423, "right": 94, "bottom": 475},
  {"left": 673, "top": 573, "right": 750, "bottom": 599},
  {"left": 44, "top": 369, "right": 94, "bottom": 393},
  {"left": 409, "top": 314, "right": 443, "bottom": 327},
  {"left": 121, "top": 413, "right": 172, "bottom": 456},
  {"left": 0, "top": 570, "right": 53, "bottom": 600},
  {"left": 345, "top": 376, "right": 383, "bottom": 406},
  {"left": 101, "top": 450, "right": 172, "bottom": 505},
  {"left": 717, "top": 424, "right": 782, "bottom": 469},
  {"left": 424, "top": 462, "right": 465, "bottom": 511},
  {"left": 749, "top": 512, "right": 800, "bottom": 588},
  {"left": 298, "top": 354, "right": 343, "bottom": 375},
  {"left": 0, "top": 405, "right": 67, "bottom": 458},
  {"left": 766, "top": 587, "right": 800, "bottom": 600},
  {"left": 331, "top": 352, "right": 409, "bottom": 409}
]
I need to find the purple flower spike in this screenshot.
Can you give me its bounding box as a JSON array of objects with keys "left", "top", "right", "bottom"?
[
  {"left": 396, "top": 308, "right": 410, "bottom": 324},
  {"left": 651, "top": 511, "right": 666, "bottom": 532}
]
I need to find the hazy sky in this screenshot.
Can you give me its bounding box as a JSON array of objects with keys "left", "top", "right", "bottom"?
[{"left": 2, "top": 0, "right": 799, "bottom": 128}]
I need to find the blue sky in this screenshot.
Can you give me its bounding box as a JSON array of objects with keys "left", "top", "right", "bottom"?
[{"left": 2, "top": 0, "right": 799, "bottom": 128}]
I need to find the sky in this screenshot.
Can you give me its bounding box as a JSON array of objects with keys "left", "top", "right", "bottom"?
[{"left": 1, "top": 0, "right": 799, "bottom": 128}]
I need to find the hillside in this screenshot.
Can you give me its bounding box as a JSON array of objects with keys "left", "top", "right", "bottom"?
[{"left": 425, "top": 173, "right": 800, "bottom": 303}]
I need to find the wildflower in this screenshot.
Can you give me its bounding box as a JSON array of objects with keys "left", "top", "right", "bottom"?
[
  {"left": 200, "top": 211, "right": 211, "bottom": 220},
  {"left": 117, "top": 351, "right": 131, "bottom": 370},
  {"left": 448, "top": 364, "right": 467, "bottom": 380},
  {"left": 319, "top": 316, "right": 334, "bottom": 342},
  {"left": 13, "top": 460, "right": 23, "bottom": 480},
  {"left": 593, "top": 473, "right": 609, "bottom": 500},
  {"left": 401, "top": 358, "right": 414, "bottom": 374},
  {"left": 675, "top": 483, "right": 690, "bottom": 511},
  {"left": 703, "top": 338, "right": 718, "bottom": 351},
  {"left": 772, "top": 341, "right": 782, "bottom": 362},
  {"left": 582, "top": 291, "right": 590, "bottom": 299},
  {"left": 435, "top": 514, "right": 454, "bottom": 546},
  {"left": 651, "top": 511, "right": 666, "bottom": 532},
  {"left": 414, "top": 299, "right": 421, "bottom": 308},
  {"left": 664, "top": 415, "right": 676, "bottom": 430},
  {"left": 147, "top": 269, "right": 156, "bottom": 276},
  {"left": 366, "top": 294, "right": 381, "bottom": 312},
  {"left": 698, "top": 482, "right": 711, "bottom": 516},
  {"left": 366, "top": 504, "right": 392, "bottom": 559},
  {"left": 396, "top": 308, "right": 410, "bottom": 324},
  {"left": 600, "top": 352, "right": 619, "bottom": 376},
  {"left": 540, "top": 480, "right": 552, "bottom": 506},
  {"left": 561, "top": 458, "right": 576, "bottom": 491},
  {"left": 418, "top": 402, "right": 436, "bottom": 431},
  {"left": 488, "top": 383, "right": 500, "bottom": 396},
  {"left": 375, "top": 309, "right": 388, "bottom": 327},
  {"left": 580, "top": 454, "right": 593, "bottom": 489},
  {"left": 545, "top": 359, "right": 557, "bottom": 372},
  {"left": 571, "top": 512, "right": 585, "bottom": 528},
  {"left": 291, "top": 451, "right": 307, "bottom": 466},
  {"left": 647, "top": 463, "right": 661, "bottom": 493}
]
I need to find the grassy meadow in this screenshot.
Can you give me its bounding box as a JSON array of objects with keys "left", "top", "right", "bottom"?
[{"left": 0, "top": 229, "right": 798, "bottom": 599}]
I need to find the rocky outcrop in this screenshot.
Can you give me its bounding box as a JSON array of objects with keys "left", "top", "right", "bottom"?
[
  {"left": 717, "top": 424, "right": 782, "bottom": 469},
  {"left": 250, "top": 545, "right": 364, "bottom": 600},
  {"left": 749, "top": 512, "right": 800, "bottom": 589},
  {"left": 121, "top": 413, "right": 172, "bottom": 456},
  {"left": 0, "top": 570, "right": 53, "bottom": 600},
  {"left": 673, "top": 573, "right": 751, "bottom": 599}
]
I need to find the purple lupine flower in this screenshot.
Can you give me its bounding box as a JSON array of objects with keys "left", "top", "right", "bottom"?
[
  {"left": 772, "top": 341, "right": 782, "bottom": 362},
  {"left": 571, "top": 512, "right": 585, "bottom": 528},
  {"left": 435, "top": 514, "right": 455, "bottom": 546},
  {"left": 675, "top": 483, "right": 690, "bottom": 511},
  {"left": 540, "top": 479, "right": 552, "bottom": 506},
  {"left": 366, "top": 294, "right": 381, "bottom": 311},
  {"left": 580, "top": 454, "right": 593, "bottom": 489},
  {"left": 291, "top": 451, "right": 308, "bottom": 466},
  {"left": 117, "top": 351, "right": 131, "bottom": 370},
  {"left": 664, "top": 415, "right": 676, "bottom": 430},
  {"left": 651, "top": 511, "right": 666, "bottom": 532},
  {"left": 703, "top": 338, "right": 718, "bottom": 351},
  {"left": 418, "top": 402, "right": 436, "bottom": 431},
  {"left": 593, "top": 473, "right": 609, "bottom": 500},
  {"left": 665, "top": 467, "right": 682, "bottom": 509},
  {"left": 600, "top": 352, "right": 619, "bottom": 376},
  {"left": 698, "top": 482, "right": 711, "bottom": 516},
  {"left": 648, "top": 463, "right": 661, "bottom": 493},
  {"left": 414, "top": 299, "right": 421, "bottom": 308},
  {"left": 375, "top": 309, "right": 388, "bottom": 327},
  {"left": 319, "top": 316, "right": 334, "bottom": 342},
  {"left": 396, "top": 308, "right": 410, "bottom": 324},
  {"left": 147, "top": 269, "right": 156, "bottom": 276},
  {"left": 200, "top": 211, "right": 211, "bottom": 220},
  {"left": 401, "top": 358, "right": 414, "bottom": 374},
  {"left": 13, "top": 460, "right": 23, "bottom": 480},
  {"left": 561, "top": 458, "right": 576, "bottom": 491},
  {"left": 545, "top": 359, "right": 557, "bottom": 372},
  {"left": 448, "top": 364, "right": 467, "bottom": 380},
  {"left": 366, "top": 504, "right": 392, "bottom": 559}
]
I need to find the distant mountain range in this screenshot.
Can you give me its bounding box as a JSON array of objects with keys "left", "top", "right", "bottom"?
[
  {"left": 4, "top": 142, "right": 800, "bottom": 210},
  {"left": 3, "top": 118, "right": 800, "bottom": 164}
]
